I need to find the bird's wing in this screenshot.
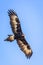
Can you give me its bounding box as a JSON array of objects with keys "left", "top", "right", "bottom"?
[
  {"left": 16, "top": 37, "right": 33, "bottom": 58},
  {"left": 15, "top": 18, "right": 23, "bottom": 34}
]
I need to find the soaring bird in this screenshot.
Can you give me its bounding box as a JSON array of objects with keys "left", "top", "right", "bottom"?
[{"left": 4, "top": 9, "right": 33, "bottom": 58}]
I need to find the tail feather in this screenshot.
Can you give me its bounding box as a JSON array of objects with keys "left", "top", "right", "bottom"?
[{"left": 4, "top": 35, "right": 15, "bottom": 42}]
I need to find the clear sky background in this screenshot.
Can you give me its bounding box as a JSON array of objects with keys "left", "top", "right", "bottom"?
[{"left": 0, "top": 0, "right": 43, "bottom": 65}]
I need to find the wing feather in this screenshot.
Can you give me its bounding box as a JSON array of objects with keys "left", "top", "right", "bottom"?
[
  {"left": 16, "top": 38, "right": 33, "bottom": 58},
  {"left": 7, "top": 10, "right": 33, "bottom": 58}
]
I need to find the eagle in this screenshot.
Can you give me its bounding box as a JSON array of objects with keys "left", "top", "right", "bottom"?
[{"left": 4, "top": 9, "right": 33, "bottom": 58}]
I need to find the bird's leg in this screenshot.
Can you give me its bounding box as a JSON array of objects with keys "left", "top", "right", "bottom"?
[{"left": 4, "top": 35, "right": 15, "bottom": 42}]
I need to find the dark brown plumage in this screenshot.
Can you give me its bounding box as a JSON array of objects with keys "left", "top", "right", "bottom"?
[{"left": 4, "top": 9, "right": 33, "bottom": 58}]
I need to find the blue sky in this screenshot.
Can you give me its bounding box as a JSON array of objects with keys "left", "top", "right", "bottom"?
[{"left": 0, "top": 0, "right": 43, "bottom": 65}]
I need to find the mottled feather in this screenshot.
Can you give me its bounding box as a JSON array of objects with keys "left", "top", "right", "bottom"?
[{"left": 4, "top": 9, "right": 33, "bottom": 58}]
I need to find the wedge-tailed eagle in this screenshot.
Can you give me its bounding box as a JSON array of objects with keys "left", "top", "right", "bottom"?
[{"left": 4, "top": 9, "right": 33, "bottom": 58}]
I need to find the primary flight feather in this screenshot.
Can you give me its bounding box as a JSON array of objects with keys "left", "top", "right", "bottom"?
[{"left": 4, "top": 9, "right": 33, "bottom": 58}]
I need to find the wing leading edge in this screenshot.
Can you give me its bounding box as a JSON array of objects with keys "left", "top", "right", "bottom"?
[{"left": 4, "top": 9, "right": 33, "bottom": 59}]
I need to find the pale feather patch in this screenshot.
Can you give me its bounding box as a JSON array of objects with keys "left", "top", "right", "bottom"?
[
  {"left": 17, "top": 40, "right": 32, "bottom": 56},
  {"left": 10, "top": 15, "right": 18, "bottom": 32},
  {"left": 9, "top": 35, "right": 14, "bottom": 40}
]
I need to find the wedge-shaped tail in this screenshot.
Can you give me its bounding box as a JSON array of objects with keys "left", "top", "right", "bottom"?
[
  {"left": 4, "top": 35, "right": 15, "bottom": 42},
  {"left": 4, "top": 9, "right": 33, "bottom": 59}
]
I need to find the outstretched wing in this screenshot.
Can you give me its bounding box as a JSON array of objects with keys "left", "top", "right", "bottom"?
[
  {"left": 8, "top": 9, "right": 23, "bottom": 35},
  {"left": 4, "top": 9, "right": 33, "bottom": 58},
  {"left": 16, "top": 36, "right": 33, "bottom": 58}
]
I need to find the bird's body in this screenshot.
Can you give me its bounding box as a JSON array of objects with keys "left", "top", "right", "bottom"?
[{"left": 4, "top": 9, "right": 33, "bottom": 58}]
